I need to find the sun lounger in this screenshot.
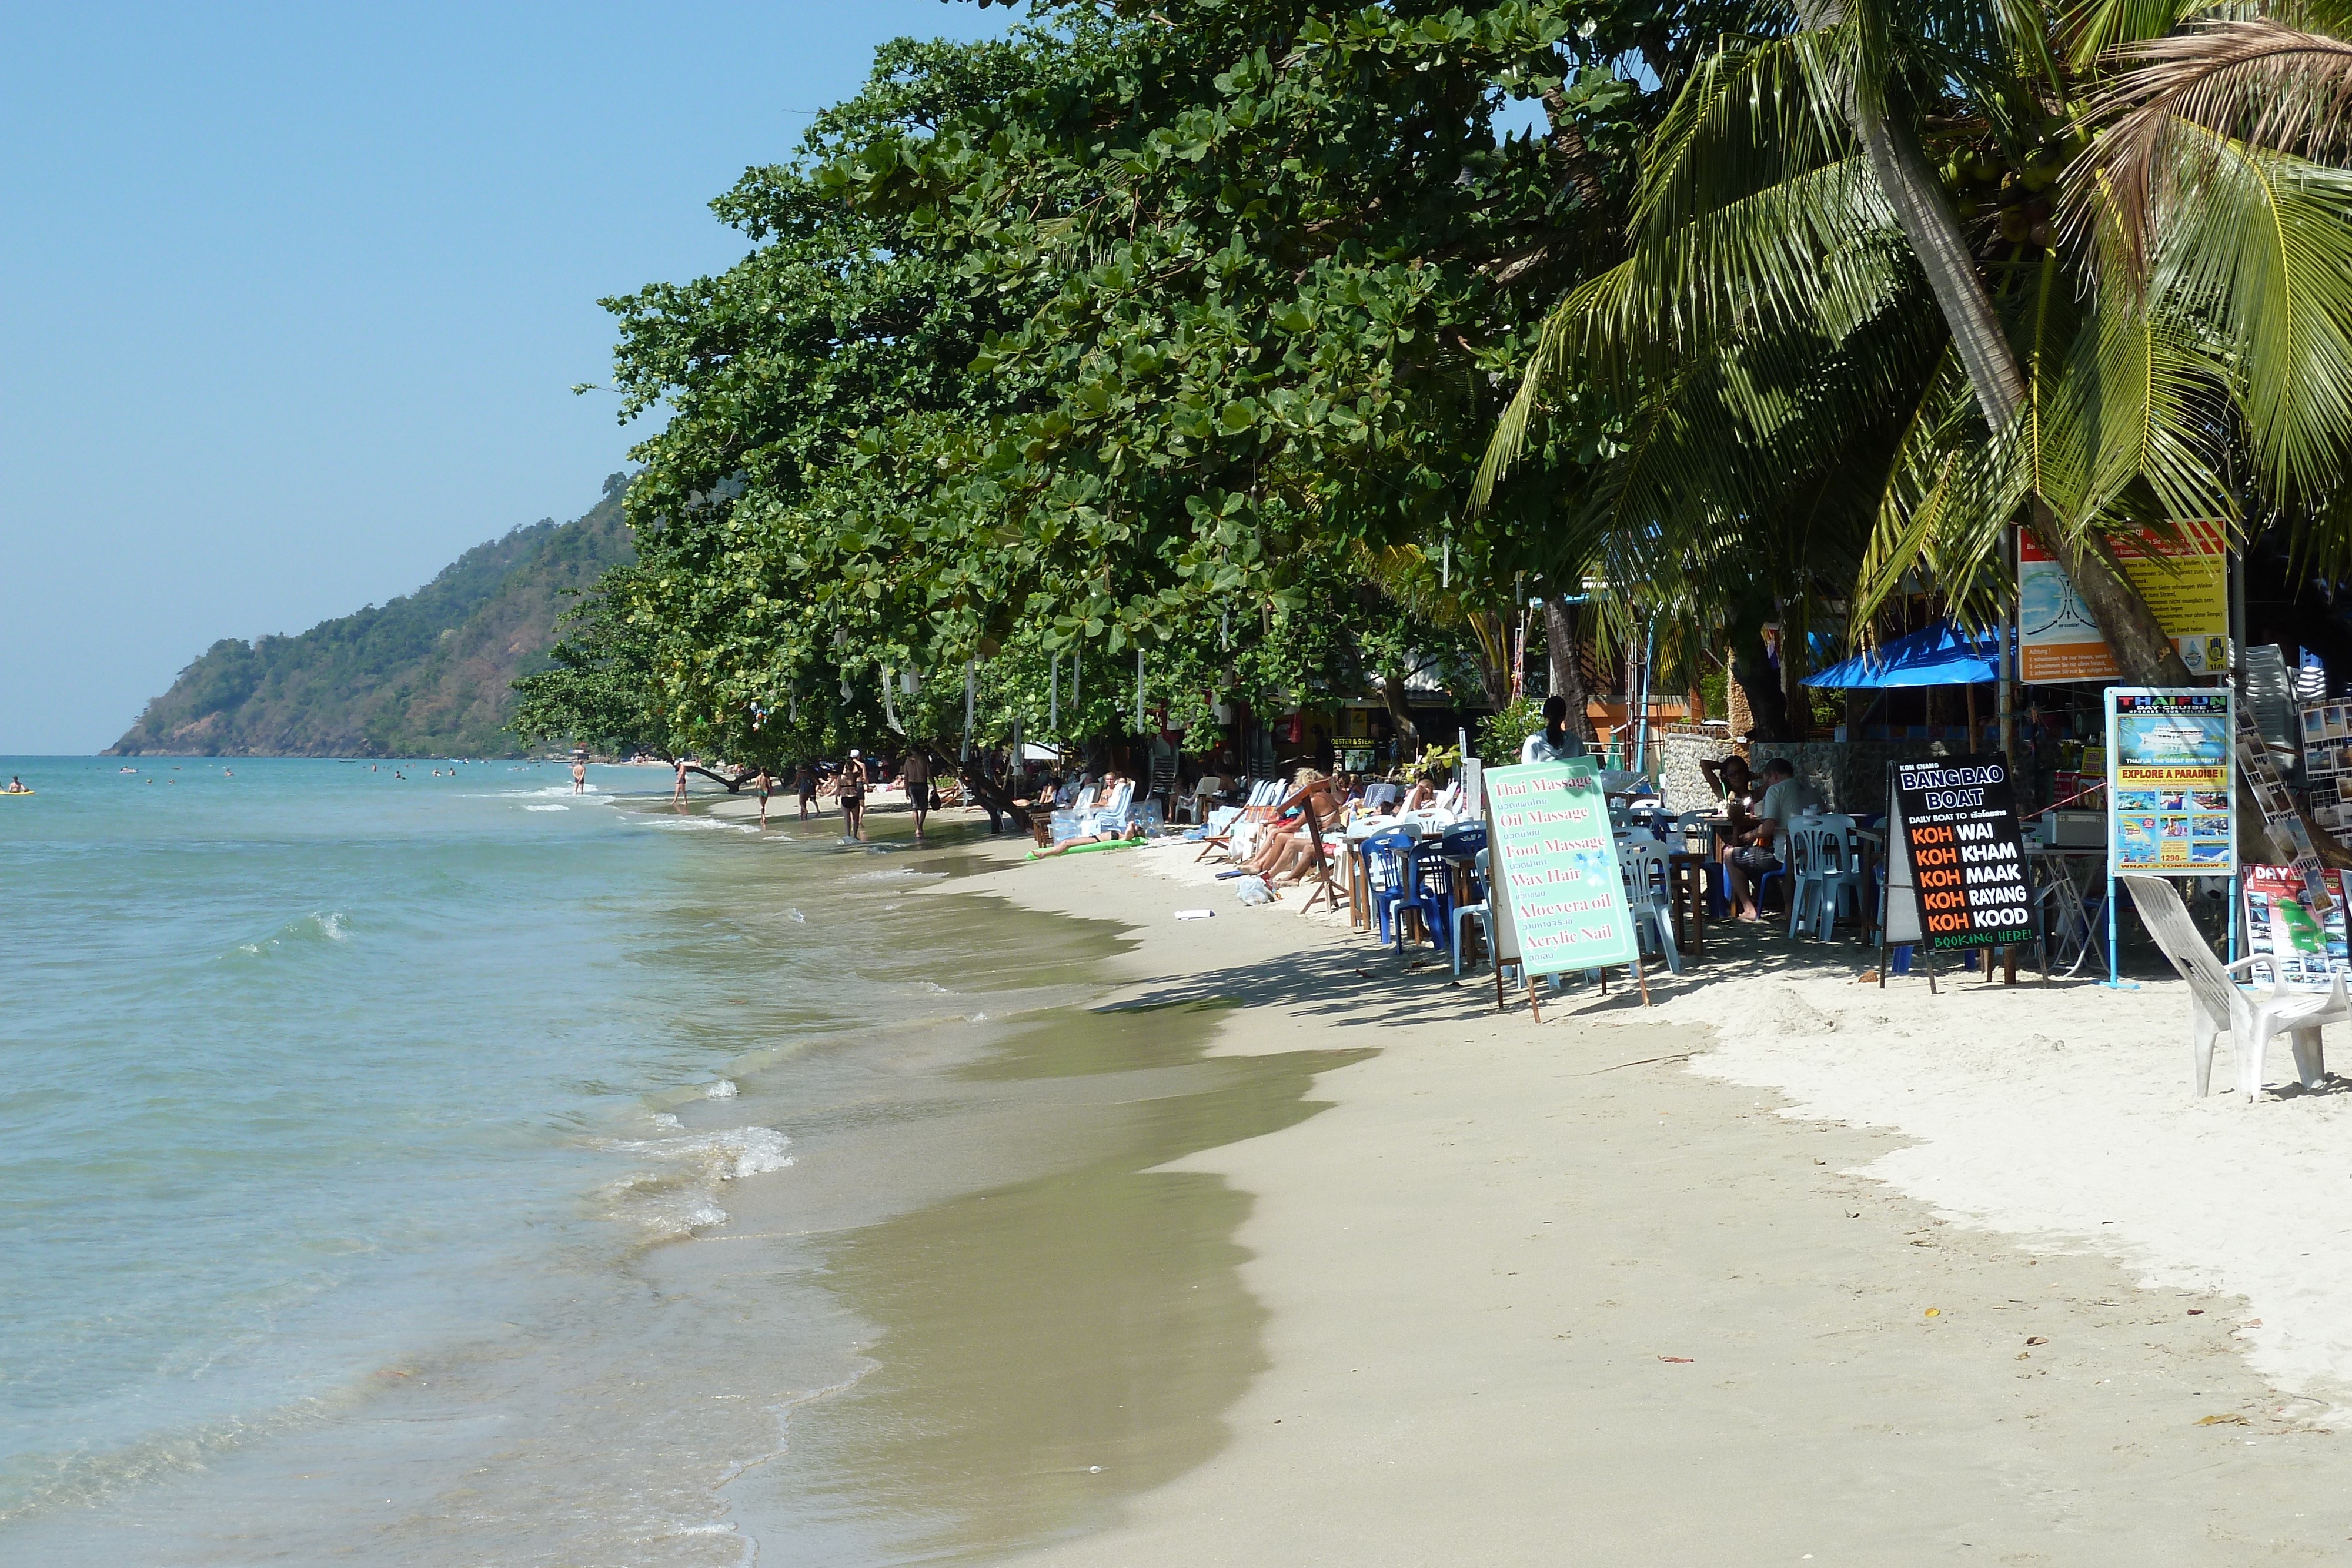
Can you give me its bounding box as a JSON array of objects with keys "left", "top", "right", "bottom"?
[{"left": 1194, "top": 780, "right": 1282, "bottom": 861}]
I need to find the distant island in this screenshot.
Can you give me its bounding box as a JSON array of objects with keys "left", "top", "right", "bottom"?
[{"left": 108, "top": 477, "right": 633, "bottom": 757}]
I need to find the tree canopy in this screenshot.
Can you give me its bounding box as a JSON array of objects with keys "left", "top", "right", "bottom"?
[{"left": 522, "top": 0, "right": 1734, "bottom": 767}]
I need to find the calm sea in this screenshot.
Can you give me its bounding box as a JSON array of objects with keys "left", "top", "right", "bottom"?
[{"left": 0, "top": 755, "right": 1132, "bottom": 1565}]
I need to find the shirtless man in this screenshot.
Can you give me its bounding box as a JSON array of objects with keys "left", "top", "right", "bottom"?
[
  {"left": 571, "top": 759, "right": 587, "bottom": 795},
  {"left": 672, "top": 758, "right": 690, "bottom": 803},
  {"left": 901, "top": 747, "right": 933, "bottom": 843},
  {"left": 753, "top": 767, "right": 772, "bottom": 827},
  {"left": 796, "top": 761, "right": 816, "bottom": 821}
]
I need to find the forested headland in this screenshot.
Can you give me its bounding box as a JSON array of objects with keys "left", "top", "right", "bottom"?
[{"left": 109, "top": 478, "right": 634, "bottom": 757}]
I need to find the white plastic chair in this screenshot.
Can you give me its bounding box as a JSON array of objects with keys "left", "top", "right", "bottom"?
[
  {"left": 1666, "top": 810, "right": 1712, "bottom": 855},
  {"left": 1786, "top": 816, "right": 1867, "bottom": 940},
  {"left": 1077, "top": 780, "right": 1134, "bottom": 836},
  {"left": 1618, "top": 838, "right": 1682, "bottom": 975},
  {"left": 2123, "top": 875, "right": 2346, "bottom": 1101}
]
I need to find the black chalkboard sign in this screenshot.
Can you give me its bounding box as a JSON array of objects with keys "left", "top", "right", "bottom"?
[{"left": 1894, "top": 752, "right": 2034, "bottom": 951}]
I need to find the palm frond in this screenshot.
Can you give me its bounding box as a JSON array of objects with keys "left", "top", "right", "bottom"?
[
  {"left": 2057, "top": 0, "right": 2205, "bottom": 72},
  {"left": 2146, "top": 126, "right": 2352, "bottom": 502},
  {"left": 2070, "top": 19, "right": 2352, "bottom": 278}
]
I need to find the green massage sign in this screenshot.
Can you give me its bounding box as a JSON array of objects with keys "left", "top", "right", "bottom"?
[{"left": 1482, "top": 760, "right": 1639, "bottom": 978}]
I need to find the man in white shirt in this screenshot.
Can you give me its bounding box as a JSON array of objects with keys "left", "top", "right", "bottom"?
[{"left": 1725, "top": 758, "right": 1822, "bottom": 920}]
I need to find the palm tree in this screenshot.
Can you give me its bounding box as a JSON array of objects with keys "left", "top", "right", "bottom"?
[{"left": 1479, "top": 0, "right": 2352, "bottom": 694}]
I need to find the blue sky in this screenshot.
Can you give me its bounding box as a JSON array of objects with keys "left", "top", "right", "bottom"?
[{"left": 0, "top": 1, "right": 1021, "bottom": 753}]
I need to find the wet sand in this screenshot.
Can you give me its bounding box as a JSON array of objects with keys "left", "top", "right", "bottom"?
[{"left": 900, "top": 837, "right": 2352, "bottom": 1564}]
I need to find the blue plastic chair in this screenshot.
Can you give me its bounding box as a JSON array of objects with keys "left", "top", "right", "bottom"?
[
  {"left": 1402, "top": 840, "right": 1461, "bottom": 956},
  {"left": 1361, "top": 826, "right": 1420, "bottom": 947}
]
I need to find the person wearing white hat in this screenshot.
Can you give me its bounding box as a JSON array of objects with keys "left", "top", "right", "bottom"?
[{"left": 838, "top": 750, "right": 868, "bottom": 842}]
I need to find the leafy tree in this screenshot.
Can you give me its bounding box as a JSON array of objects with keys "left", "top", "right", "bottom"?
[
  {"left": 584, "top": 1, "right": 1728, "bottom": 783},
  {"left": 1483, "top": 0, "right": 2352, "bottom": 706}
]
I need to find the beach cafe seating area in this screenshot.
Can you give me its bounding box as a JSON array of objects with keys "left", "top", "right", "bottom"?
[{"left": 1014, "top": 621, "right": 2352, "bottom": 1106}]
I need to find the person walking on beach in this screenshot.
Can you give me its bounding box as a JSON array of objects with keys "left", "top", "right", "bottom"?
[
  {"left": 837, "top": 751, "right": 868, "bottom": 842},
  {"left": 673, "top": 758, "right": 690, "bottom": 804},
  {"left": 753, "top": 767, "right": 772, "bottom": 827},
  {"left": 571, "top": 759, "right": 587, "bottom": 795},
  {"left": 796, "top": 761, "right": 816, "bottom": 821},
  {"left": 902, "top": 747, "right": 933, "bottom": 843}
]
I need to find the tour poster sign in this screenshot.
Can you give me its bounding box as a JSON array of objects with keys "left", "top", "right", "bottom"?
[
  {"left": 1483, "top": 760, "right": 1638, "bottom": 978},
  {"left": 1894, "top": 753, "right": 2034, "bottom": 950},
  {"left": 2106, "top": 688, "right": 2235, "bottom": 875}
]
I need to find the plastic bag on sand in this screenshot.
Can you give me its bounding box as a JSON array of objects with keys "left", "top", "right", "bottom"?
[
  {"left": 1173, "top": 908, "right": 1214, "bottom": 920},
  {"left": 1232, "top": 877, "right": 1274, "bottom": 907}
]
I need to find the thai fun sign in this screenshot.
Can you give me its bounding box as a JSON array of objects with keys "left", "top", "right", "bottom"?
[
  {"left": 2106, "top": 688, "right": 2235, "bottom": 875},
  {"left": 1893, "top": 753, "right": 2033, "bottom": 950},
  {"left": 1482, "top": 761, "right": 1638, "bottom": 977}
]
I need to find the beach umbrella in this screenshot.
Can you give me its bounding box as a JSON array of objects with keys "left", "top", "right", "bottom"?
[{"left": 1802, "top": 622, "right": 1997, "bottom": 689}]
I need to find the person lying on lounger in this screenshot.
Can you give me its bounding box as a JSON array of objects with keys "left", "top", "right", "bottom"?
[
  {"left": 1029, "top": 819, "right": 1146, "bottom": 856},
  {"left": 1238, "top": 771, "right": 1350, "bottom": 887}
]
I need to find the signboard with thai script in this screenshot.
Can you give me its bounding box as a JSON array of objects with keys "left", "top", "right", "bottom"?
[
  {"left": 2019, "top": 524, "right": 2227, "bottom": 683},
  {"left": 1892, "top": 753, "right": 2033, "bottom": 950},
  {"left": 2106, "top": 688, "right": 2236, "bottom": 875},
  {"left": 1482, "top": 760, "right": 1638, "bottom": 978}
]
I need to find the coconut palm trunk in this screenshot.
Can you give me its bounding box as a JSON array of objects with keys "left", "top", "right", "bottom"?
[{"left": 1804, "top": 0, "right": 2193, "bottom": 688}]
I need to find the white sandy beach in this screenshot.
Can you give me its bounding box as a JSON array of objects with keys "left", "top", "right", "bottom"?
[{"left": 930, "top": 832, "right": 2352, "bottom": 1562}]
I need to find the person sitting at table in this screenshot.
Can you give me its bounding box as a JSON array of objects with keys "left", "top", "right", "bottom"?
[
  {"left": 1723, "top": 758, "right": 1822, "bottom": 921},
  {"left": 1700, "top": 752, "right": 1756, "bottom": 808}
]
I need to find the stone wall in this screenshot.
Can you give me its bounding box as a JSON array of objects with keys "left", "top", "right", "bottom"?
[
  {"left": 1653, "top": 733, "right": 1738, "bottom": 813},
  {"left": 1643, "top": 731, "right": 1963, "bottom": 815},
  {"left": 1748, "top": 739, "right": 1957, "bottom": 815}
]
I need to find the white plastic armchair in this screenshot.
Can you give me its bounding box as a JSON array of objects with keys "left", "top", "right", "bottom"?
[
  {"left": 1075, "top": 780, "right": 1135, "bottom": 837},
  {"left": 2122, "top": 875, "right": 2344, "bottom": 1101}
]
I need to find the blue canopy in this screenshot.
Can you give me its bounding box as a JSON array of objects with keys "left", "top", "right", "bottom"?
[{"left": 1802, "top": 621, "right": 1997, "bottom": 689}]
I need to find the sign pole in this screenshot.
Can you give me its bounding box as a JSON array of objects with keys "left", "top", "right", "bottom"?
[{"left": 2107, "top": 872, "right": 2121, "bottom": 988}]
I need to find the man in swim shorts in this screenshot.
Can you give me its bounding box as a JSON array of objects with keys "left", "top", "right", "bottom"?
[
  {"left": 571, "top": 759, "right": 587, "bottom": 794},
  {"left": 796, "top": 761, "right": 816, "bottom": 820}
]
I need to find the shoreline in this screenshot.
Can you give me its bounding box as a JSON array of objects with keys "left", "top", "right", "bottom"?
[{"left": 914, "top": 835, "right": 2352, "bottom": 1562}]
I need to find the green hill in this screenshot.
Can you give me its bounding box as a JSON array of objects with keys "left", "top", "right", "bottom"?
[{"left": 109, "top": 477, "right": 636, "bottom": 757}]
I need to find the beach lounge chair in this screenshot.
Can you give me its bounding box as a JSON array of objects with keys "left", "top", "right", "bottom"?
[
  {"left": 1048, "top": 780, "right": 1133, "bottom": 844},
  {"left": 1194, "top": 779, "right": 1281, "bottom": 862},
  {"left": 2123, "top": 874, "right": 2348, "bottom": 1101}
]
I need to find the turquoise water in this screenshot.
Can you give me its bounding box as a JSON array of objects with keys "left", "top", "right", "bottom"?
[{"left": 0, "top": 755, "right": 1065, "bottom": 1563}]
